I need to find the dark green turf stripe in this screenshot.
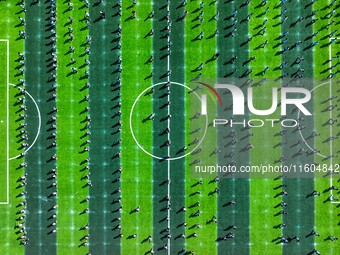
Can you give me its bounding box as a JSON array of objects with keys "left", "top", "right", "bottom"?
[
  {"left": 281, "top": 2, "right": 315, "bottom": 255},
  {"left": 168, "top": 2, "right": 186, "bottom": 253},
  {"left": 24, "top": 1, "right": 57, "bottom": 254},
  {"left": 216, "top": 1, "right": 250, "bottom": 254},
  {"left": 151, "top": 1, "right": 171, "bottom": 252},
  {"left": 88, "top": 1, "right": 120, "bottom": 254}
]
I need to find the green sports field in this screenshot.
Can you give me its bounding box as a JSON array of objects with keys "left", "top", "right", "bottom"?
[
  {"left": 0, "top": 40, "right": 8, "bottom": 203},
  {"left": 0, "top": 0, "right": 340, "bottom": 254}
]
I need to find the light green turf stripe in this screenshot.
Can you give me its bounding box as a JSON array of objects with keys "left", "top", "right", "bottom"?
[
  {"left": 0, "top": 1, "right": 24, "bottom": 254},
  {"left": 313, "top": 1, "right": 340, "bottom": 254},
  {"left": 0, "top": 42, "right": 8, "bottom": 202},
  {"left": 248, "top": 1, "right": 282, "bottom": 254},
  {"left": 120, "top": 2, "right": 153, "bottom": 255},
  {"left": 56, "top": 1, "right": 89, "bottom": 254},
  {"left": 184, "top": 1, "right": 218, "bottom": 254}
]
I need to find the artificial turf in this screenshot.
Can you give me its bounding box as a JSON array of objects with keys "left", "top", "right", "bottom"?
[
  {"left": 183, "top": 1, "right": 219, "bottom": 254},
  {"left": 56, "top": 1, "right": 90, "bottom": 254},
  {"left": 0, "top": 0, "right": 340, "bottom": 254},
  {"left": 121, "top": 2, "right": 153, "bottom": 255},
  {"left": 87, "top": 1, "right": 121, "bottom": 253},
  {"left": 248, "top": 1, "right": 283, "bottom": 254},
  {"left": 215, "top": 1, "right": 251, "bottom": 253},
  {"left": 313, "top": 1, "right": 340, "bottom": 254},
  {"left": 0, "top": 1, "right": 25, "bottom": 254},
  {"left": 0, "top": 41, "right": 8, "bottom": 202},
  {"left": 280, "top": 2, "right": 315, "bottom": 255},
  {"left": 24, "top": 1, "right": 58, "bottom": 254},
  {"left": 169, "top": 3, "right": 186, "bottom": 252},
  {"left": 151, "top": 0, "right": 172, "bottom": 252}
]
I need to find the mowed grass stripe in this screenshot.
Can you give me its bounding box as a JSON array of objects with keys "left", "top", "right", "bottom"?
[
  {"left": 169, "top": 2, "right": 186, "bottom": 253},
  {"left": 23, "top": 3, "right": 44, "bottom": 253},
  {"left": 248, "top": 1, "right": 282, "bottom": 254},
  {"left": 24, "top": 1, "right": 57, "bottom": 254},
  {"left": 87, "top": 2, "right": 120, "bottom": 254},
  {"left": 330, "top": 3, "right": 340, "bottom": 212},
  {"left": 151, "top": 0, "right": 170, "bottom": 252},
  {"left": 121, "top": 2, "right": 153, "bottom": 254},
  {"left": 184, "top": 1, "right": 218, "bottom": 254},
  {"left": 0, "top": 1, "right": 24, "bottom": 254},
  {"left": 56, "top": 1, "right": 89, "bottom": 253},
  {"left": 328, "top": 5, "right": 340, "bottom": 253},
  {"left": 183, "top": 1, "right": 200, "bottom": 253},
  {"left": 313, "top": 1, "right": 340, "bottom": 254},
  {"left": 0, "top": 41, "right": 7, "bottom": 202},
  {"left": 281, "top": 2, "right": 315, "bottom": 254},
  {"left": 216, "top": 1, "right": 251, "bottom": 254},
  {"left": 329, "top": 3, "right": 340, "bottom": 243},
  {"left": 182, "top": 2, "right": 192, "bottom": 254},
  {"left": 215, "top": 2, "right": 240, "bottom": 253}
]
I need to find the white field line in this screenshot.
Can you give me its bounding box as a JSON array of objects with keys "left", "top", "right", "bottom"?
[{"left": 8, "top": 83, "right": 41, "bottom": 161}]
